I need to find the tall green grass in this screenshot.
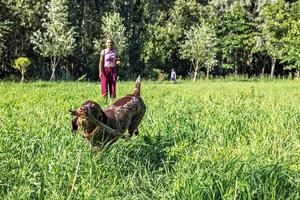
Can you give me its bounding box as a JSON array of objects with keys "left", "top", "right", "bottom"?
[{"left": 0, "top": 80, "right": 299, "bottom": 199}]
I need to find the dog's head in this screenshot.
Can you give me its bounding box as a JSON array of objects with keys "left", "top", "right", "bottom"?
[{"left": 69, "top": 100, "right": 104, "bottom": 134}]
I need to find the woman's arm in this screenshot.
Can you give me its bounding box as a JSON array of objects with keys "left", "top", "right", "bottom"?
[
  {"left": 115, "top": 51, "right": 120, "bottom": 65},
  {"left": 99, "top": 53, "right": 104, "bottom": 78}
]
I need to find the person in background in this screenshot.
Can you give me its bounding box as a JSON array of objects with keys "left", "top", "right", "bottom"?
[
  {"left": 170, "top": 68, "right": 176, "bottom": 83},
  {"left": 99, "top": 39, "right": 120, "bottom": 100}
]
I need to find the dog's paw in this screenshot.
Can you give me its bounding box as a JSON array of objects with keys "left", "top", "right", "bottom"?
[{"left": 123, "top": 135, "right": 130, "bottom": 141}]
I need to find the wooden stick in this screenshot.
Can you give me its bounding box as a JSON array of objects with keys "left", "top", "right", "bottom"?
[{"left": 67, "top": 152, "right": 81, "bottom": 200}]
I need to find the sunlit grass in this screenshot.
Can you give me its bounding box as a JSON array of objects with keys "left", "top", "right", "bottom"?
[{"left": 0, "top": 80, "right": 299, "bottom": 199}]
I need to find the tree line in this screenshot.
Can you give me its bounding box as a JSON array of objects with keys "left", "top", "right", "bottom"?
[{"left": 0, "top": 0, "right": 299, "bottom": 81}]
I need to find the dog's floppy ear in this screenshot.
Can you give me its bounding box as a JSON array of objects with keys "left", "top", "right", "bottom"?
[
  {"left": 69, "top": 110, "right": 79, "bottom": 131},
  {"left": 71, "top": 117, "right": 79, "bottom": 131}
]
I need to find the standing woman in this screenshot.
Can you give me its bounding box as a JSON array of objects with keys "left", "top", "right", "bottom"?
[{"left": 99, "top": 39, "right": 119, "bottom": 100}]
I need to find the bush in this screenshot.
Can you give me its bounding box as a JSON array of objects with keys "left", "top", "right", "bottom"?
[{"left": 13, "top": 57, "right": 31, "bottom": 82}]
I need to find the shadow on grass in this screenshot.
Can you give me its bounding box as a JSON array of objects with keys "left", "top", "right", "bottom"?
[
  {"left": 93, "top": 132, "right": 180, "bottom": 176},
  {"left": 125, "top": 133, "right": 179, "bottom": 173},
  {"left": 136, "top": 134, "right": 178, "bottom": 171}
]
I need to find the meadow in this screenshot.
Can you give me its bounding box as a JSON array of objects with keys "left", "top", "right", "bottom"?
[{"left": 0, "top": 80, "right": 299, "bottom": 199}]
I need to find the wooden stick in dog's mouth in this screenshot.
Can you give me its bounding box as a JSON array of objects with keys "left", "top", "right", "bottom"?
[{"left": 69, "top": 108, "right": 125, "bottom": 139}]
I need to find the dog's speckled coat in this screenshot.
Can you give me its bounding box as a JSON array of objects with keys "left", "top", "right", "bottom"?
[{"left": 71, "top": 79, "right": 146, "bottom": 149}]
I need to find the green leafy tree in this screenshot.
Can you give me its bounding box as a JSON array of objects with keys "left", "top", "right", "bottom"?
[
  {"left": 3, "top": 0, "right": 46, "bottom": 77},
  {"left": 252, "top": 0, "right": 269, "bottom": 77},
  {"left": 5, "top": 0, "right": 46, "bottom": 28},
  {"left": 0, "top": 21, "right": 11, "bottom": 59},
  {"left": 281, "top": 1, "right": 300, "bottom": 79},
  {"left": 180, "top": 24, "right": 218, "bottom": 82},
  {"left": 13, "top": 57, "right": 31, "bottom": 82},
  {"left": 142, "top": 0, "right": 202, "bottom": 72},
  {"left": 142, "top": 13, "right": 181, "bottom": 69},
  {"left": 262, "top": 0, "right": 289, "bottom": 78},
  {"left": 94, "top": 12, "right": 127, "bottom": 67},
  {"left": 0, "top": 1, "right": 13, "bottom": 66},
  {"left": 67, "top": 0, "right": 106, "bottom": 80},
  {"left": 2, "top": 0, "right": 300, "bottom": 80},
  {"left": 217, "top": 3, "right": 256, "bottom": 75},
  {"left": 31, "top": 0, "right": 76, "bottom": 81},
  {"left": 127, "top": 0, "right": 175, "bottom": 74}
]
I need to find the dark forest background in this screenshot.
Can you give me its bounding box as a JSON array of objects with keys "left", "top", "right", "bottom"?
[{"left": 0, "top": 0, "right": 299, "bottom": 81}]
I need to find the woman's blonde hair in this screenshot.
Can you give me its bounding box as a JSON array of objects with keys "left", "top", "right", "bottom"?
[{"left": 106, "top": 38, "right": 114, "bottom": 45}]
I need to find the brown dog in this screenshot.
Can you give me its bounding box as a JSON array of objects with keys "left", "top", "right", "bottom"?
[{"left": 70, "top": 77, "right": 146, "bottom": 149}]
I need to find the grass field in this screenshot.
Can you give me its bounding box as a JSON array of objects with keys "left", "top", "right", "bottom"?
[{"left": 0, "top": 80, "right": 300, "bottom": 199}]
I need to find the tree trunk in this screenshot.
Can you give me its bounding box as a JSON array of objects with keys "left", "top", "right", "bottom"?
[
  {"left": 270, "top": 57, "right": 276, "bottom": 78},
  {"left": 50, "top": 57, "right": 59, "bottom": 81},
  {"left": 81, "top": 0, "right": 87, "bottom": 68},
  {"left": 21, "top": 69, "right": 25, "bottom": 83},
  {"left": 234, "top": 51, "right": 238, "bottom": 75},
  {"left": 261, "top": 55, "right": 266, "bottom": 77},
  {"left": 38, "top": 57, "right": 45, "bottom": 80},
  {"left": 244, "top": 51, "right": 249, "bottom": 75},
  {"left": 296, "top": 69, "right": 300, "bottom": 79},
  {"left": 50, "top": 67, "right": 56, "bottom": 81},
  {"left": 71, "top": 61, "right": 74, "bottom": 80},
  {"left": 42, "top": 63, "right": 45, "bottom": 80},
  {"left": 193, "top": 61, "right": 199, "bottom": 83},
  {"left": 193, "top": 70, "right": 198, "bottom": 83},
  {"left": 206, "top": 66, "right": 209, "bottom": 80}
]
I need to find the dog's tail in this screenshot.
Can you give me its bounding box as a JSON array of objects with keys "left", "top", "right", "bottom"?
[{"left": 133, "top": 75, "right": 141, "bottom": 96}]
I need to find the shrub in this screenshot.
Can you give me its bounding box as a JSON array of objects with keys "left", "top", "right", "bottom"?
[{"left": 13, "top": 57, "right": 31, "bottom": 82}]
